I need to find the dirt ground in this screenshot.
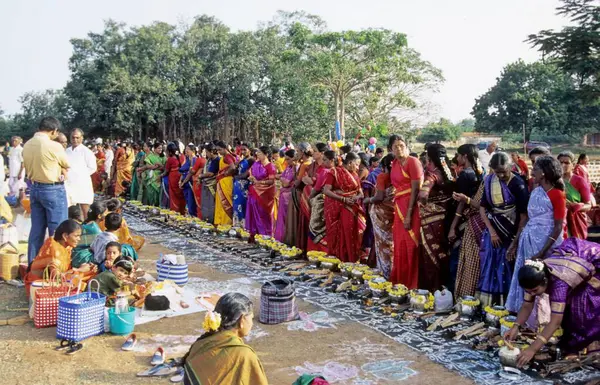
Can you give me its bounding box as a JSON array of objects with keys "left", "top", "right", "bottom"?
[{"left": 0, "top": 241, "right": 475, "bottom": 385}]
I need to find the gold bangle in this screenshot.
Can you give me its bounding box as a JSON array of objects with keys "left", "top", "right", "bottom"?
[
  {"left": 455, "top": 213, "right": 463, "bottom": 218},
  {"left": 549, "top": 236, "right": 557, "bottom": 242},
  {"left": 467, "top": 197, "right": 471, "bottom": 205},
  {"left": 537, "top": 335, "right": 548, "bottom": 344}
]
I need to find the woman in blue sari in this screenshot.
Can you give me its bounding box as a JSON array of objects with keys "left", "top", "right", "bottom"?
[
  {"left": 233, "top": 144, "right": 252, "bottom": 227},
  {"left": 179, "top": 144, "right": 198, "bottom": 217},
  {"left": 506, "top": 156, "right": 566, "bottom": 321},
  {"left": 160, "top": 143, "right": 170, "bottom": 209},
  {"left": 478, "top": 152, "right": 529, "bottom": 307}
]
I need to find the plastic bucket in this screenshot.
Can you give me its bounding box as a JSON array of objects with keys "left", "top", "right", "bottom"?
[{"left": 108, "top": 307, "right": 135, "bottom": 335}]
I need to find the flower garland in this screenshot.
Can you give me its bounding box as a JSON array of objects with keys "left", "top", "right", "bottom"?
[
  {"left": 484, "top": 306, "right": 509, "bottom": 318},
  {"left": 499, "top": 316, "right": 516, "bottom": 329},
  {"left": 410, "top": 291, "right": 435, "bottom": 310},
  {"left": 460, "top": 297, "right": 480, "bottom": 307},
  {"left": 368, "top": 280, "right": 392, "bottom": 291},
  {"left": 387, "top": 284, "right": 409, "bottom": 296},
  {"left": 318, "top": 256, "right": 341, "bottom": 265}
]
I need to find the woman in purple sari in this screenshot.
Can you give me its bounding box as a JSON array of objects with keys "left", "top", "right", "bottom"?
[
  {"left": 274, "top": 150, "right": 296, "bottom": 242},
  {"left": 246, "top": 146, "right": 277, "bottom": 237},
  {"left": 478, "top": 153, "right": 529, "bottom": 307},
  {"left": 505, "top": 238, "right": 600, "bottom": 367}
]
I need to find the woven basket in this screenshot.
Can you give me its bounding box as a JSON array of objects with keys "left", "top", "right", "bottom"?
[{"left": 0, "top": 242, "right": 20, "bottom": 281}]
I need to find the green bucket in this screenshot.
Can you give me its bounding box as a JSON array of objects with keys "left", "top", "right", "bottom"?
[{"left": 108, "top": 307, "right": 135, "bottom": 335}]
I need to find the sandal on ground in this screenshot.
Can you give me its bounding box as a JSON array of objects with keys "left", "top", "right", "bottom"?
[
  {"left": 137, "top": 363, "right": 178, "bottom": 377},
  {"left": 54, "top": 340, "right": 71, "bottom": 351},
  {"left": 121, "top": 333, "right": 137, "bottom": 351},
  {"left": 65, "top": 343, "right": 83, "bottom": 355},
  {"left": 151, "top": 346, "right": 166, "bottom": 366},
  {"left": 170, "top": 367, "right": 185, "bottom": 383}
]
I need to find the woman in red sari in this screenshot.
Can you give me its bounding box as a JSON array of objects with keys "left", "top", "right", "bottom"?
[
  {"left": 92, "top": 143, "right": 105, "bottom": 192},
  {"left": 163, "top": 142, "right": 186, "bottom": 215},
  {"left": 389, "top": 135, "right": 422, "bottom": 288},
  {"left": 323, "top": 152, "right": 366, "bottom": 263}
]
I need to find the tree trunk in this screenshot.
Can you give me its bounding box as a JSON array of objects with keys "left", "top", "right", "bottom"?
[
  {"left": 254, "top": 120, "right": 260, "bottom": 146},
  {"left": 223, "top": 95, "right": 229, "bottom": 143},
  {"left": 334, "top": 92, "right": 340, "bottom": 140},
  {"left": 340, "top": 94, "right": 345, "bottom": 140}
]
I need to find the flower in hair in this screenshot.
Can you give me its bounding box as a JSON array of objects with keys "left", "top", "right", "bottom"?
[
  {"left": 525, "top": 259, "right": 545, "bottom": 271},
  {"left": 202, "top": 311, "right": 222, "bottom": 332}
]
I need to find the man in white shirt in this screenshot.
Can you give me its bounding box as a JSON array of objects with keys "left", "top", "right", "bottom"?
[
  {"left": 0, "top": 143, "right": 6, "bottom": 197},
  {"left": 8, "top": 136, "right": 25, "bottom": 196},
  {"left": 478, "top": 141, "right": 497, "bottom": 171},
  {"left": 66, "top": 128, "right": 97, "bottom": 214},
  {"left": 104, "top": 143, "right": 114, "bottom": 183}
]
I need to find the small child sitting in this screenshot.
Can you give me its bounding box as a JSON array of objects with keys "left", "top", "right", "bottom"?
[
  {"left": 95, "top": 256, "right": 134, "bottom": 299},
  {"left": 90, "top": 212, "right": 122, "bottom": 267},
  {"left": 103, "top": 241, "right": 121, "bottom": 271}
]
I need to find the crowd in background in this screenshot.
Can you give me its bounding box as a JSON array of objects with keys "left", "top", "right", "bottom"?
[{"left": 1, "top": 116, "right": 598, "bottom": 370}]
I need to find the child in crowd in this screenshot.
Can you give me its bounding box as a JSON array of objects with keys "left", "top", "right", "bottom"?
[
  {"left": 90, "top": 212, "right": 122, "bottom": 267},
  {"left": 368, "top": 156, "right": 381, "bottom": 172},
  {"left": 103, "top": 198, "right": 145, "bottom": 251},
  {"left": 68, "top": 205, "right": 84, "bottom": 223},
  {"left": 103, "top": 241, "right": 121, "bottom": 271},
  {"left": 95, "top": 256, "right": 134, "bottom": 299}
]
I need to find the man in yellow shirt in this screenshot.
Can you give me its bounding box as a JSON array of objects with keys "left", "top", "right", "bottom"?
[{"left": 22, "top": 117, "right": 70, "bottom": 263}]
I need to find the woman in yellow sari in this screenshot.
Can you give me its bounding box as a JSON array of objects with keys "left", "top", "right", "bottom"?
[
  {"left": 214, "top": 141, "right": 236, "bottom": 226},
  {"left": 113, "top": 142, "right": 135, "bottom": 197},
  {"left": 183, "top": 293, "right": 268, "bottom": 385},
  {"left": 25, "top": 219, "right": 97, "bottom": 295}
]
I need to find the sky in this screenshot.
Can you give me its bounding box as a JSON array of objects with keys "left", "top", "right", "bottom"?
[{"left": 0, "top": 0, "right": 567, "bottom": 122}]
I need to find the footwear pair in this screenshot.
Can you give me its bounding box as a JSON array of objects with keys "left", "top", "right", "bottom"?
[
  {"left": 121, "top": 334, "right": 165, "bottom": 366},
  {"left": 136, "top": 358, "right": 180, "bottom": 378},
  {"left": 55, "top": 340, "right": 83, "bottom": 355}
]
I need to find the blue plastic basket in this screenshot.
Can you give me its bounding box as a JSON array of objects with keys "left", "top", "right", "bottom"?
[{"left": 56, "top": 280, "right": 106, "bottom": 342}]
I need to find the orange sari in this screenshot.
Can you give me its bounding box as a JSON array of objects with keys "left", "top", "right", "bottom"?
[
  {"left": 92, "top": 150, "right": 105, "bottom": 192},
  {"left": 114, "top": 148, "right": 134, "bottom": 197},
  {"left": 25, "top": 238, "right": 95, "bottom": 295}
]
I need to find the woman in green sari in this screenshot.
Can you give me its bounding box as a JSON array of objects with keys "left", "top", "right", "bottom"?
[
  {"left": 71, "top": 201, "right": 108, "bottom": 268},
  {"left": 139, "top": 142, "right": 166, "bottom": 207},
  {"left": 130, "top": 142, "right": 145, "bottom": 201}
]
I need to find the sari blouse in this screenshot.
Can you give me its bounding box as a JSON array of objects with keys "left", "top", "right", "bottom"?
[
  {"left": 390, "top": 157, "right": 423, "bottom": 195},
  {"left": 217, "top": 154, "right": 236, "bottom": 181},
  {"left": 456, "top": 168, "right": 479, "bottom": 198},
  {"left": 376, "top": 172, "right": 391, "bottom": 191}
]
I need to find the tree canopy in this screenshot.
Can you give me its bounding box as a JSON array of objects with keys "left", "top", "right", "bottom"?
[
  {"left": 472, "top": 60, "right": 600, "bottom": 142},
  {"left": 5, "top": 12, "right": 442, "bottom": 144}
]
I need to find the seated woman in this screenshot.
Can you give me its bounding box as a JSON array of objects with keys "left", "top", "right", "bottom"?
[
  {"left": 183, "top": 293, "right": 268, "bottom": 385},
  {"left": 505, "top": 238, "right": 600, "bottom": 367},
  {"left": 25, "top": 219, "right": 97, "bottom": 294},
  {"left": 71, "top": 201, "right": 108, "bottom": 268},
  {"left": 101, "top": 198, "right": 145, "bottom": 251}
]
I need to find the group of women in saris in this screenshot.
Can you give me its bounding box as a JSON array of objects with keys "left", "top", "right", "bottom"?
[{"left": 103, "top": 135, "right": 598, "bottom": 365}]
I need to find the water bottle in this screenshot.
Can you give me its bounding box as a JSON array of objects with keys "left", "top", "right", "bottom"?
[{"left": 115, "top": 291, "right": 129, "bottom": 314}]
